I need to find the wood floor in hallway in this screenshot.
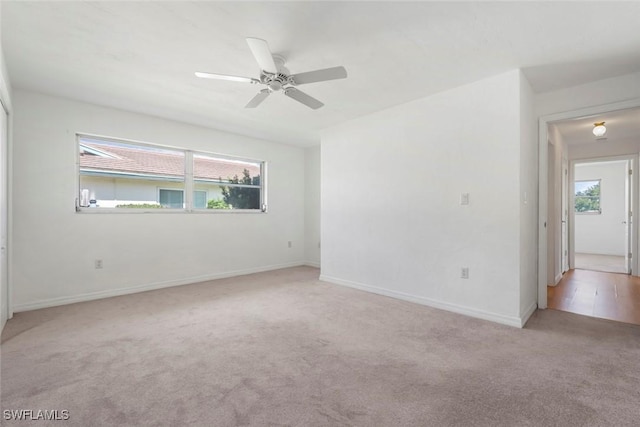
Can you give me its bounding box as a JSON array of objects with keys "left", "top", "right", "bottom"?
[{"left": 548, "top": 269, "right": 640, "bottom": 325}]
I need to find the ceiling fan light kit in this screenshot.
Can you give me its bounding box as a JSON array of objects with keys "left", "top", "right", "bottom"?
[{"left": 195, "top": 37, "right": 347, "bottom": 110}]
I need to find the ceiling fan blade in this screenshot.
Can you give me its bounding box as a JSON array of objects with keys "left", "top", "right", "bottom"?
[
  {"left": 245, "top": 89, "right": 271, "bottom": 108},
  {"left": 246, "top": 38, "right": 278, "bottom": 74},
  {"left": 291, "top": 66, "right": 347, "bottom": 85},
  {"left": 195, "top": 72, "right": 259, "bottom": 84},
  {"left": 284, "top": 88, "right": 324, "bottom": 110}
]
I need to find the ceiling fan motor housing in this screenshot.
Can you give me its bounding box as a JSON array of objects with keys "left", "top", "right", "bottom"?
[{"left": 262, "top": 71, "right": 292, "bottom": 92}]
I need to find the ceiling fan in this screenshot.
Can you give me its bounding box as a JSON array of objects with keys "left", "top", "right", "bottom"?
[{"left": 195, "top": 38, "right": 347, "bottom": 110}]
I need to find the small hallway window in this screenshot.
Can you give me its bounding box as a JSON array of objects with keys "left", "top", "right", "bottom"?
[{"left": 575, "top": 180, "right": 601, "bottom": 214}]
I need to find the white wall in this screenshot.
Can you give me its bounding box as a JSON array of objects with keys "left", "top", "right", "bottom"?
[
  {"left": 321, "top": 70, "right": 532, "bottom": 327},
  {"left": 536, "top": 71, "right": 640, "bottom": 118},
  {"left": 12, "top": 90, "right": 306, "bottom": 311},
  {"left": 304, "top": 145, "right": 320, "bottom": 267},
  {"left": 574, "top": 161, "right": 627, "bottom": 256},
  {"left": 570, "top": 138, "right": 640, "bottom": 161},
  {"left": 519, "top": 71, "right": 538, "bottom": 319}
]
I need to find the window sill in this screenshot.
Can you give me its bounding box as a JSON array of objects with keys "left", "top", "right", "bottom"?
[{"left": 76, "top": 208, "right": 266, "bottom": 214}]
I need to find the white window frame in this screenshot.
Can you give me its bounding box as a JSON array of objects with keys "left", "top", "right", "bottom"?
[{"left": 76, "top": 133, "right": 267, "bottom": 214}]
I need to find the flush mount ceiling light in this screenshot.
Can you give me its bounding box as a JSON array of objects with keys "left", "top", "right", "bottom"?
[{"left": 593, "top": 121, "right": 607, "bottom": 137}]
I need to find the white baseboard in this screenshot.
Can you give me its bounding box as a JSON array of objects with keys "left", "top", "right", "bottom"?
[
  {"left": 14, "top": 262, "right": 305, "bottom": 313},
  {"left": 304, "top": 261, "right": 320, "bottom": 268},
  {"left": 520, "top": 301, "right": 538, "bottom": 327},
  {"left": 576, "top": 251, "right": 625, "bottom": 257},
  {"left": 319, "top": 275, "right": 526, "bottom": 328},
  {"left": 555, "top": 273, "right": 563, "bottom": 285}
]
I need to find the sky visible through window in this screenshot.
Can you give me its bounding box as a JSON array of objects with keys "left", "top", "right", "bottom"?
[{"left": 575, "top": 180, "right": 598, "bottom": 194}]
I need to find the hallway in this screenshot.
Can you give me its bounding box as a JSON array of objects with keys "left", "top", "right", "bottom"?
[{"left": 548, "top": 269, "right": 640, "bottom": 325}]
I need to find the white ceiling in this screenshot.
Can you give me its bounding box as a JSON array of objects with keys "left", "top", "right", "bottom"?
[
  {"left": 3, "top": 1, "right": 640, "bottom": 146},
  {"left": 553, "top": 107, "right": 640, "bottom": 145}
]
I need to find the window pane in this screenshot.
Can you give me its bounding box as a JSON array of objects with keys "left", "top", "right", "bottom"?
[
  {"left": 194, "top": 191, "right": 207, "bottom": 209},
  {"left": 159, "top": 189, "right": 184, "bottom": 209},
  {"left": 194, "top": 153, "right": 262, "bottom": 210},
  {"left": 218, "top": 187, "right": 261, "bottom": 210},
  {"left": 575, "top": 180, "right": 600, "bottom": 213},
  {"left": 79, "top": 137, "right": 184, "bottom": 209}
]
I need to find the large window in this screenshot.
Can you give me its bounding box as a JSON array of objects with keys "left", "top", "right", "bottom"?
[
  {"left": 77, "top": 135, "right": 265, "bottom": 212},
  {"left": 575, "top": 180, "right": 601, "bottom": 214}
]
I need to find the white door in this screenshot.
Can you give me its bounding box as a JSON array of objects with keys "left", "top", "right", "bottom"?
[
  {"left": 624, "top": 160, "right": 632, "bottom": 274},
  {"left": 561, "top": 158, "right": 569, "bottom": 273},
  {"left": 0, "top": 104, "right": 7, "bottom": 323}
]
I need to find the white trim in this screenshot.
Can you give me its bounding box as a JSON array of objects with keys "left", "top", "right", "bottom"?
[
  {"left": 554, "top": 273, "right": 563, "bottom": 285},
  {"left": 520, "top": 301, "right": 538, "bottom": 327},
  {"left": 319, "top": 275, "right": 527, "bottom": 328},
  {"left": 569, "top": 154, "right": 638, "bottom": 275},
  {"left": 0, "top": 96, "right": 11, "bottom": 322},
  {"left": 76, "top": 208, "right": 264, "bottom": 215},
  {"left": 304, "top": 261, "right": 320, "bottom": 268},
  {"left": 5, "top": 105, "right": 12, "bottom": 320},
  {"left": 538, "top": 98, "right": 640, "bottom": 309},
  {"left": 13, "top": 262, "right": 305, "bottom": 313},
  {"left": 0, "top": 106, "right": 6, "bottom": 329},
  {"left": 184, "top": 151, "right": 194, "bottom": 210}
]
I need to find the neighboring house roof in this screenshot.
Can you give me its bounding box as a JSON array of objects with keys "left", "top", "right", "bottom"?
[{"left": 79, "top": 142, "right": 260, "bottom": 181}]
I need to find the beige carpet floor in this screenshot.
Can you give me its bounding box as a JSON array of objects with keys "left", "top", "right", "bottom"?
[{"left": 1, "top": 266, "right": 639, "bottom": 426}]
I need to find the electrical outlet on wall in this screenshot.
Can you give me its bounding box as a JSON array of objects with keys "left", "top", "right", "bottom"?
[
  {"left": 461, "top": 267, "right": 469, "bottom": 279},
  {"left": 95, "top": 259, "right": 103, "bottom": 269},
  {"left": 460, "top": 193, "right": 470, "bottom": 205}
]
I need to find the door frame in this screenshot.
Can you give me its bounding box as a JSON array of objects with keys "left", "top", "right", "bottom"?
[
  {"left": 569, "top": 155, "right": 637, "bottom": 274},
  {"left": 538, "top": 98, "right": 640, "bottom": 309},
  {"left": 0, "top": 64, "right": 12, "bottom": 325},
  {"left": 561, "top": 157, "right": 569, "bottom": 274},
  {"left": 0, "top": 102, "right": 7, "bottom": 324},
  {"left": 0, "top": 97, "right": 10, "bottom": 324}
]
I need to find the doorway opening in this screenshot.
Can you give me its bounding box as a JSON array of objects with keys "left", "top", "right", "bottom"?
[
  {"left": 550, "top": 155, "right": 639, "bottom": 325},
  {"left": 572, "top": 159, "right": 632, "bottom": 274},
  {"left": 539, "top": 102, "right": 640, "bottom": 324},
  {"left": 538, "top": 98, "right": 640, "bottom": 308}
]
